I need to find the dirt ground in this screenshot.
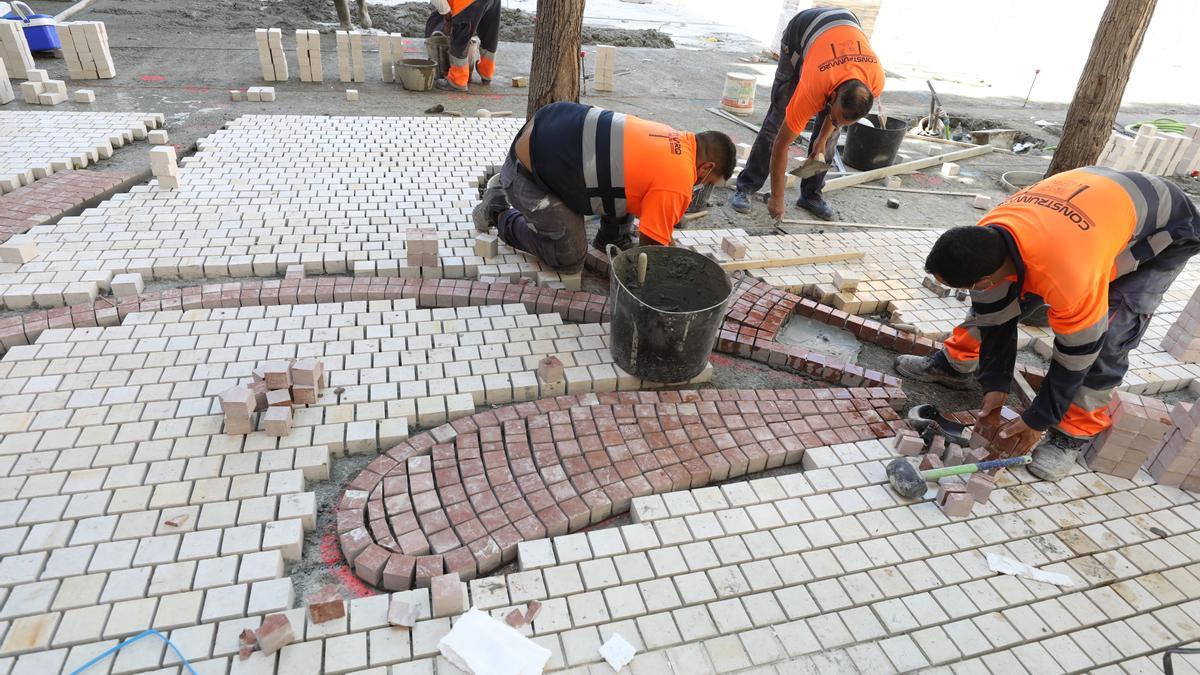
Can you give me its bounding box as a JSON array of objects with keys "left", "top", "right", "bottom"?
[{"left": 81, "top": 0, "right": 673, "bottom": 47}]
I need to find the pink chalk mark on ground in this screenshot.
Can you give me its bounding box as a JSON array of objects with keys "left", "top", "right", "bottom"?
[
  {"left": 183, "top": 85, "right": 210, "bottom": 93},
  {"left": 139, "top": 75, "right": 166, "bottom": 83},
  {"left": 319, "top": 527, "right": 374, "bottom": 598}
]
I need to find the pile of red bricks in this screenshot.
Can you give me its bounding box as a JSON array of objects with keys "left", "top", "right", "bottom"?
[
  {"left": 1083, "top": 391, "right": 1172, "bottom": 478},
  {"left": 337, "top": 387, "right": 905, "bottom": 591},
  {"left": 1148, "top": 400, "right": 1200, "bottom": 488},
  {"left": 218, "top": 358, "right": 327, "bottom": 436}
]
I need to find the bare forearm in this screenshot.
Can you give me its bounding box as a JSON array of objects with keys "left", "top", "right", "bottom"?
[{"left": 768, "top": 135, "right": 790, "bottom": 199}]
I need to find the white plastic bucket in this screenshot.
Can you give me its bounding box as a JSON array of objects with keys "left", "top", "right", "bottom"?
[{"left": 720, "top": 72, "right": 757, "bottom": 116}]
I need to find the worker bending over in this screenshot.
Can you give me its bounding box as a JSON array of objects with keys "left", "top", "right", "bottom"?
[
  {"left": 426, "top": 0, "right": 500, "bottom": 92},
  {"left": 730, "top": 6, "right": 884, "bottom": 221},
  {"left": 897, "top": 168, "right": 1200, "bottom": 481},
  {"left": 473, "top": 102, "right": 736, "bottom": 272}
]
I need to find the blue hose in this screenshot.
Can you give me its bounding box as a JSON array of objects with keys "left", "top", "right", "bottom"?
[{"left": 69, "top": 629, "right": 197, "bottom": 675}]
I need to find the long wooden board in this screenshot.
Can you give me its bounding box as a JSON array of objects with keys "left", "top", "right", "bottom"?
[
  {"left": 720, "top": 251, "right": 865, "bottom": 271},
  {"left": 822, "top": 145, "right": 994, "bottom": 192}
]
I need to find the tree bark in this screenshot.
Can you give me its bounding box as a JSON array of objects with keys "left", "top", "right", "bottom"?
[
  {"left": 1045, "top": 0, "right": 1158, "bottom": 177},
  {"left": 526, "top": 0, "right": 584, "bottom": 118}
]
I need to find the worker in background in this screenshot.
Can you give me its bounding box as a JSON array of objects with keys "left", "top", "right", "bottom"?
[
  {"left": 896, "top": 168, "right": 1200, "bottom": 481},
  {"left": 426, "top": 0, "right": 501, "bottom": 92},
  {"left": 472, "top": 101, "right": 737, "bottom": 272},
  {"left": 729, "top": 6, "right": 884, "bottom": 222}
]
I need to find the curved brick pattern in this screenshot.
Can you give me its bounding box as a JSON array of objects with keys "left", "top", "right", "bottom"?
[
  {"left": 0, "top": 276, "right": 610, "bottom": 353},
  {"left": 338, "top": 387, "right": 905, "bottom": 590},
  {"left": 0, "top": 170, "right": 136, "bottom": 242}
]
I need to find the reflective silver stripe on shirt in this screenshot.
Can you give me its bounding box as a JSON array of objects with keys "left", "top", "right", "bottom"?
[
  {"left": 801, "top": 17, "right": 862, "bottom": 58},
  {"left": 582, "top": 107, "right": 603, "bottom": 214},
  {"left": 975, "top": 300, "right": 1021, "bottom": 327},
  {"left": 609, "top": 112, "right": 628, "bottom": 217},
  {"left": 1070, "top": 384, "right": 1114, "bottom": 412},
  {"left": 1051, "top": 314, "right": 1107, "bottom": 372}
]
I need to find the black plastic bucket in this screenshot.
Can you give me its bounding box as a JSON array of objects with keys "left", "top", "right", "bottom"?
[
  {"left": 608, "top": 245, "right": 732, "bottom": 383},
  {"left": 843, "top": 114, "right": 908, "bottom": 171}
]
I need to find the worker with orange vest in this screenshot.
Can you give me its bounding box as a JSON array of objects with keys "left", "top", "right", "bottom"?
[
  {"left": 730, "top": 7, "right": 885, "bottom": 222},
  {"left": 472, "top": 102, "right": 737, "bottom": 272},
  {"left": 896, "top": 168, "right": 1200, "bottom": 481},
  {"left": 426, "top": 0, "right": 501, "bottom": 92}
]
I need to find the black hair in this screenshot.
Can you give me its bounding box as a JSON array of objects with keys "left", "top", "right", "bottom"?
[
  {"left": 924, "top": 226, "right": 1007, "bottom": 288},
  {"left": 835, "top": 80, "right": 874, "bottom": 121},
  {"left": 696, "top": 130, "right": 737, "bottom": 180}
]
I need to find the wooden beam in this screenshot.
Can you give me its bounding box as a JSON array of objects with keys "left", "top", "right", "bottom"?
[
  {"left": 822, "top": 145, "right": 994, "bottom": 192},
  {"left": 848, "top": 185, "right": 978, "bottom": 198},
  {"left": 720, "top": 251, "right": 865, "bottom": 271},
  {"left": 779, "top": 218, "right": 935, "bottom": 231},
  {"left": 906, "top": 134, "right": 1013, "bottom": 154}
]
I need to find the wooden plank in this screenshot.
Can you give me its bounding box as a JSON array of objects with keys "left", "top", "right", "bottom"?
[
  {"left": 906, "top": 133, "right": 1013, "bottom": 155},
  {"left": 822, "top": 145, "right": 995, "bottom": 192},
  {"left": 779, "top": 218, "right": 934, "bottom": 231},
  {"left": 849, "top": 185, "right": 977, "bottom": 198},
  {"left": 719, "top": 251, "right": 865, "bottom": 271}
]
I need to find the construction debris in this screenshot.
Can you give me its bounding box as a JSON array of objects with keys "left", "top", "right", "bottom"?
[{"left": 437, "top": 608, "right": 552, "bottom": 674}]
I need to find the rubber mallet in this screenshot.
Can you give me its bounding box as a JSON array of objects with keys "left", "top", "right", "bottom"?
[{"left": 886, "top": 455, "right": 1032, "bottom": 500}]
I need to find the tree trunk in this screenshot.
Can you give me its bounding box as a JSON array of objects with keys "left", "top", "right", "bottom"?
[
  {"left": 526, "top": 0, "right": 584, "bottom": 118},
  {"left": 1045, "top": 0, "right": 1157, "bottom": 177}
]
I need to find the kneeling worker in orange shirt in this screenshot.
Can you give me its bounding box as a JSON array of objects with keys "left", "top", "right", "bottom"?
[{"left": 473, "top": 102, "right": 737, "bottom": 273}]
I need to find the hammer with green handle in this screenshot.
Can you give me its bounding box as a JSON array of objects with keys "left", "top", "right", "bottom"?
[{"left": 886, "top": 455, "right": 1032, "bottom": 500}]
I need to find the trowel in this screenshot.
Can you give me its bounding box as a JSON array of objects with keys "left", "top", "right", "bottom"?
[{"left": 789, "top": 152, "right": 833, "bottom": 179}]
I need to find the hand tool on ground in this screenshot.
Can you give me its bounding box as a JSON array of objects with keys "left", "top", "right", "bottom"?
[
  {"left": 905, "top": 403, "right": 971, "bottom": 446},
  {"left": 886, "top": 455, "right": 1032, "bottom": 500},
  {"left": 790, "top": 152, "right": 832, "bottom": 179},
  {"left": 474, "top": 109, "right": 512, "bottom": 118}
]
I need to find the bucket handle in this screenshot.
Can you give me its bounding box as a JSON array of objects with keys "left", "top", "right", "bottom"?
[
  {"left": 605, "top": 244, "right": 620, "bottom": 261},
  {"left": 9, "top": 1, "right": 32, "bottom": 20}
]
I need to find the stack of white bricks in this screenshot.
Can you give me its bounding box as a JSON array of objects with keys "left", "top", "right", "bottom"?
[
  {"left": 406, "top": 228, "right": 439, "bottom": 268},
  {"left": 0, "top": 57, "right": 14, "bottom": 105},
  {"left": 255, "top": 28, "right": 288, "bottom": 82},
  {"left": 59, "top": 21, "right": 116, "bottom": 80},
  {"left": 379, "top": 32, "right": 404, "bottom": 83},
  {"left": 244, "top": 86, "right": 277, "bottom": 102},
  {"left": 1162, "top": 284, "right": 1200, "bottom": 363},
  {"left": 149, "top": 144, "right": 179, "bottom": 189},
  {"left": 1148, "top": 401, "right": 1200, "bottom": 489},
  {"left": 336, "top": 30, "right": 365, "bottom": 83},
  {"left": 295, "top": 29, "right": 323, "bottom": 83},
  {"left": 18, "top": 69, "right": 68, "bottom": 106},
  {"left": 1081, "top": 391, "right": 1172, "bottom": 478},
  {"left": 1098, "top": 122, "right": 1200, "bottom": 177},
  {"left": 0, "top": 20, "right": 34, "bottom": 80}
]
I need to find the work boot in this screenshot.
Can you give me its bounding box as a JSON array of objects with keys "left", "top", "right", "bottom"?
[
  {"left": 894, "top": 353, "right": 973, "bottom": 390},
  {"left": 435, "top": 77, "right": 468, "bottom": 93},
  {"left": 593, "top": 230, "right": 636, "bottom": 254},
  {"left": 729, "top": 190, "right": 752, "bottom": 214},
  {"left": 472, "top": 174, "right": 508, "bottom": 232},
  {"left": 796, "top": 194, "right": 836, "bottom": 221},
  {"left": 1028, "top": 430, "right": 1092, "bottom": 482}
]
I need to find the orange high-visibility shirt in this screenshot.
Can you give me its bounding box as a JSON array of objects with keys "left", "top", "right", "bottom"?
[
  {"left": 529, "top": 103, "right": 697, "bottom": 245},
  {"left": 621, "top": 116, "right": 697, "bottom": 245},
  {"left": 783, "top": 24, "right": 884, "bottom": 135}
]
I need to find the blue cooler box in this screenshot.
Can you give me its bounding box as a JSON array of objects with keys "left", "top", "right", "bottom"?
[{"left": 3, "top": 1, "right": 60, "bottom": 52}]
